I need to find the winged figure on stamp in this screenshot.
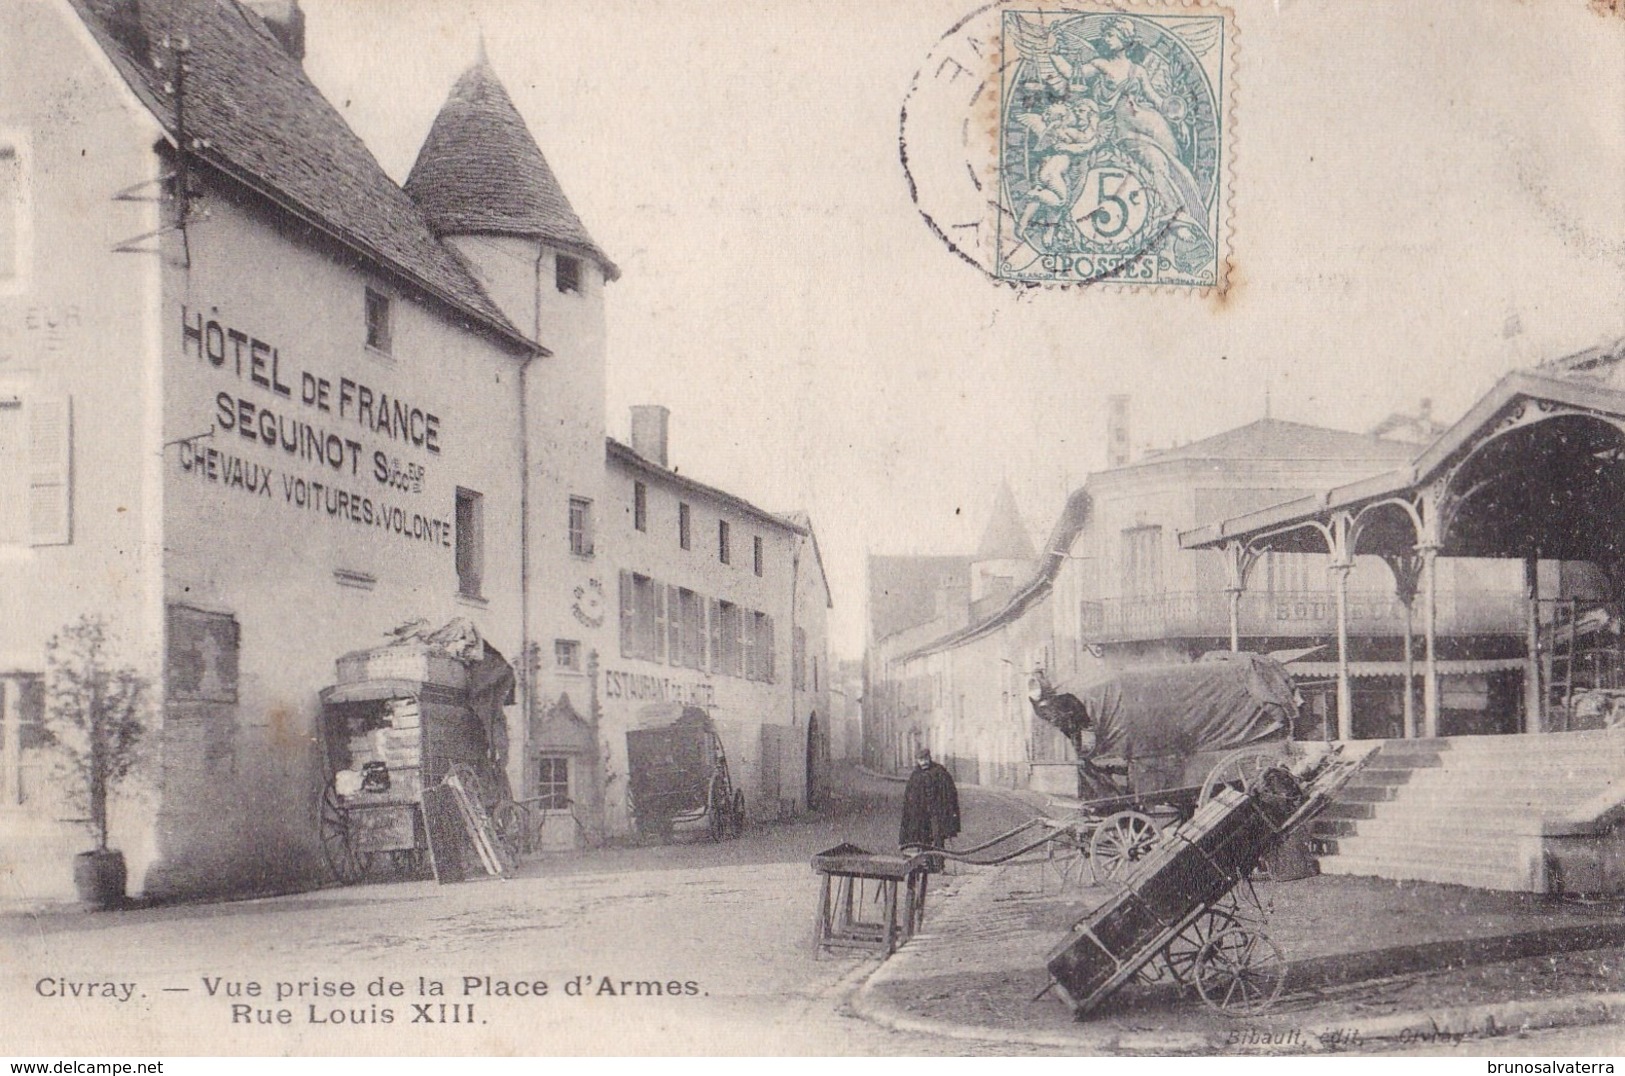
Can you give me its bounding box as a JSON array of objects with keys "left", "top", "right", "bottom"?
[{"left": 1009, "top": 13, "right": 1218, "bottom": 261}]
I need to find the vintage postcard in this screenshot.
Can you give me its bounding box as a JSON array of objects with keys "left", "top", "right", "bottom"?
[{"left": 2, "top": 0, "right": 1624, "bottom": 1061}]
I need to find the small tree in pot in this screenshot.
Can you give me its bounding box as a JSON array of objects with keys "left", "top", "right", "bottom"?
[{"left": 41, "top": 616, "right": 150, "bottom": 908}]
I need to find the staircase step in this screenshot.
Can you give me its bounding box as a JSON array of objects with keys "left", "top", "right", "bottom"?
[
  {"left": 1308, "top": 731, "right": 1625, "bottom": 896},
  {"left": 1351, "top": 767, "right": 1418, "bottom": 786},
  {"left": 1333, "top": 831, "right": 1542, "bottom": 863},
  {"left": 1310, "top": 818, "right": 1360, "bottom": 838},
  {"left": 1319, "top": 801, "right": 1378, "bottom": 821},
  {"left": 1340, "top": 785, "right": 1400, "bottom": 802},
  {"left": 1321, "top": 852, "right": 1543, "bottom": 893}
]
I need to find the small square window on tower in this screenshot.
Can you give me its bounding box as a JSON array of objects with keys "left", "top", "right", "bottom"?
[
  {"left": 364, "top": 287, "right": 392, "bottom": 353},
  {"left": 554, "top": 639, "right": 582, "bottom": 672},
  {"left": 556, "top": 254, "right": 582, "bottom": 295}
]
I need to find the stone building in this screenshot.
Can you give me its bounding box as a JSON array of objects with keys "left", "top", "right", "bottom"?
[{"left": 0, "top": 0, "right": 827, "bottom": 902}]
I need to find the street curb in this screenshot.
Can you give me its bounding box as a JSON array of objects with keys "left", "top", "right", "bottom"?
[{"left": 844, "top": 869, "right": 1625, "bottom": 1052}]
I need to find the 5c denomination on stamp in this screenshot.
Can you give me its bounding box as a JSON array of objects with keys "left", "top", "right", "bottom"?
[{"left": 901, "top": 1, "right": 1235, "bottom": 292}]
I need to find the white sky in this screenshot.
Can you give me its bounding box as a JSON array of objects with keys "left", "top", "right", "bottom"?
[{"left": 298, "top": 0, "right": 1625, "bottom": 657}]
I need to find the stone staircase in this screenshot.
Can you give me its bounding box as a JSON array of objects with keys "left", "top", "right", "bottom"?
[{"left": 1309, "top": 729, "right": 1625, "bottom": 893}]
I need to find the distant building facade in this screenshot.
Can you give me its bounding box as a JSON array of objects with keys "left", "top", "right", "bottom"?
[
  {"left": 865, "top": 416, "right": 1530, "bottom": 792},
  {"left": 590, "top": 409, "right": 833, "bottom": 837}
]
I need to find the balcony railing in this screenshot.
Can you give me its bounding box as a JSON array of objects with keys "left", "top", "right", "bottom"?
[{"left": 1079, "top": 589, "right": 1527, "bottom": 644}]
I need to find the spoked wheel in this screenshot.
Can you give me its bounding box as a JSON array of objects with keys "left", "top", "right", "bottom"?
[
  {"left": 708, "top": 777, "right": 731, "bottom": 843},
  {"left": 1089, "top": 810, "right": 1160, "bottom": 883},
  {"left": 1193, "top": 926, "right": 1288, "bottom": 1016},
  {"left": 1045, "top": 827, "right": 1091, "bottom": 890},
  {"left": 1160, "top": 904, "right": 1242, "bottom": 985},
  {"left": 730, "top": 789, "right": 746, "bottom": 838},
  {"left": 491, "top": 800, "right": 527, "bottom": 860},
  {"left": 1198, "top": 748, "right": 1285, "bottom": 807},
  {"left": 318, "top": 782, "right": 370, "bottom": 885}
]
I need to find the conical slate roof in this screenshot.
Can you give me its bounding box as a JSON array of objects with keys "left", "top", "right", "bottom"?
[
  {"left": 975, "top": 481, "right": 1036, "bottom": 561},
  {"left": 405, "top": 57, "right": 618, "bottom": 279}
]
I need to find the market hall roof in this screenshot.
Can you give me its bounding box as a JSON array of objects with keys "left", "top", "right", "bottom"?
[
  {"left": 405, "top": 55, "right": 619, "bottom": 280},
  {"left": 1180, "top": 340, "right": 1625, "bottom": 564},
  {"left": 70, "top": 0, "right": 535, "bottom": 353}
]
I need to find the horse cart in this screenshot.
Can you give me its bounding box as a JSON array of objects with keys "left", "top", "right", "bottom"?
[
  {"left": 625, "top": 706, "right": 745, "bottom": 842},
  {"left": 315, "top": 636, "right": 515, "bottom": 883},
  {"left": 948, "top": 654, "right": 1302, "bottom": 884}
]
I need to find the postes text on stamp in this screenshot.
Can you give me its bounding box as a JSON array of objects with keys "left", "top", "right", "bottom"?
[{"left": 900, "top": 1, "right": 1235, "bottom": 292}]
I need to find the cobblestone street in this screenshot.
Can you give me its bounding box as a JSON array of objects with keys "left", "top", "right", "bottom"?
[{"left": 5, "top": 766, "right": 1623, "bottom": 1056}]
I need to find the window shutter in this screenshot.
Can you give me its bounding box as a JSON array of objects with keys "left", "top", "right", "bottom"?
[
  {"left": 708, "top": 599, "right": 721, "bottom": 673},
  {"left": 765, "top": 615, "right": 775, "bottom": 682},
  {"left": 618, "top": 571, "right": 633, "bottom": 657},
  {"left": 28, "top": 396, "right": 70, "bottom": 546},
  {"left": 665, "top": 585, "right": 681, "bottom": 666},
  {"left": 742, "top": 611, "right": 757, "bottom": 681},
  {"left": 654, "top": 581, "right": 669, "bottom": 663}
]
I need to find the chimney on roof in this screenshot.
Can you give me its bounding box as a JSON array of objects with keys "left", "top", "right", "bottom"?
[
  {"left": 1106, "top": 394, "right": 1131, "bottom": 468},
  {"left": 630, "top": 405, "right": 670, "bottom": 469},
  {"left": 245, "top": 0, "right": 306, "bottom": 62}
]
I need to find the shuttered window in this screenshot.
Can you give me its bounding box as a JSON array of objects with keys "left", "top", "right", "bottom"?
[
  {"left": 0, "top": 396, "right": 69, "bottom": 547},
  {"left": 28, "top": 397, "right": 70, "bottom": 545},
  {"left": 619, "top": 572, "right": 665, "bottom": 662}
]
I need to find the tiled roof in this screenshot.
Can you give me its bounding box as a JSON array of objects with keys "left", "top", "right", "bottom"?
[
  {"left": 70, "top": 0, "right": 529, "bottom": 348},
  {"left": 606, "top": 439, "right": 801, "bottom": 536},
  {"left": 405, "top": 58, "right": 618, "bottom": 279},
  {"left": 867, "top": 555, "right": 972, "bottom": 643},
  {"left": 1133, "top": 418, "right": 1420, "bottom": 466}
]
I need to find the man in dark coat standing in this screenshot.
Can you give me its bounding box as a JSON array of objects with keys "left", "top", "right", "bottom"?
[{"left": 900, "top": 747, "right": 960, "bottom": 850}]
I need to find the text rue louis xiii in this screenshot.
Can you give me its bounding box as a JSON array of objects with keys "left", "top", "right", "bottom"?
[{"left": 206, "top": 974, "right": 702, "bottom": 1026}]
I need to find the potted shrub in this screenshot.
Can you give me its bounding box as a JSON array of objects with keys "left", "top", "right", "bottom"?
[{"left": 41, "top": 616, "right": 150, "bottom": 908}]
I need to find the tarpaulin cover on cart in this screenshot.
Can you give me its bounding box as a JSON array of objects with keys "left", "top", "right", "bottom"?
[{"left": 1043, "top": 653, "right": 1295, "bottom": 763}]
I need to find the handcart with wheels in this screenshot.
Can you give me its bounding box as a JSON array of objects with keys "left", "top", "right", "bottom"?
[
  {"left": 315, "top": 633, "right": 515, "bottom": 884},
  {"left": 1041, "top": 748, "right": 1369, "bottom": 1017}
]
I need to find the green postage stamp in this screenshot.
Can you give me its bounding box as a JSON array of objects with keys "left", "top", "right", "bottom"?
[{"left": 901, "top": 1, "right": 1236, "bottom": 292}]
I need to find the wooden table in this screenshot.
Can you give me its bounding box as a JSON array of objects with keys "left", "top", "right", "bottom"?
[{"left": 811, "top": 847, "right": 932, "bottom": 956}]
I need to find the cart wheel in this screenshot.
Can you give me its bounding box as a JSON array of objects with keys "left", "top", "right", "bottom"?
[
  {"left": 491, "top": 800, "right": 526, "bottom": 860},
  {"left": 1089, "top": 810, "right": 1160, "bottom": 882},
  {"left": 318, "top": 782, "right": 369, "bottom": 885},
  {"left": 1044, "top": 827, "right": 1091, "bottom": 890},
  {"left": 1160, "top": 904, "right": 1242, "bottom": 984},
  {"left": 1193, "top": 926, "right": 1288, "bottom": 1016},
  {"left": 730, "top": 789, "right": 746, "bottom": 838},
  {"left": 1197, "top": 748, "right": 1282, "bottom": 807},
  {"left": 708, "top": 777, "right": 729, "bottom": 843}
]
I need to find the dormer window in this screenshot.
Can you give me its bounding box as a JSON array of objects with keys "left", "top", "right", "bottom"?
[
  {"left": 364, "top": 288, "right": 392, "bottom": 353},
  {"left": 556, "top": 254, "right": 582, "bottom": 295}
]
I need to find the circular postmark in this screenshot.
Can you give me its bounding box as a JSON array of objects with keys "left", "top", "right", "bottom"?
[{"left": 900, "top": 1, "right": 1233, "bottom": 291}]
